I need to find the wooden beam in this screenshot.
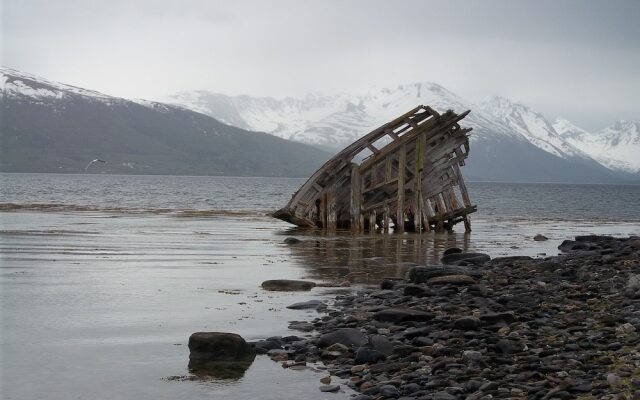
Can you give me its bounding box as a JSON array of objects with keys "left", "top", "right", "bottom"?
[
  {"left": 350, "top": 165, "right": 362, "bottom": 233},
  {"left": 453, "top": 162, "right": 471, "bottom": 207},
  {"left": 415, "top": 134, "right": 425, "bottom": 233},
  {"left": 396, "top": 144, "right": 406, "bottom": 233},
  {"left": 383, "top": 200, "right": 390, "bottom": 233},
  {"left": 326, "top": 186, "right": 337, "bottom": 231},
  {"left": 368, "top": 210, "right": 377, "bottom": 233},
  {"left": 366, "top": 143, "right": 379, "bottom": 154}
]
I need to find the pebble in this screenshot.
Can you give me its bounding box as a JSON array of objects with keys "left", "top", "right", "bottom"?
[
  {"left": 261, "top": 235, "right": 640, "bottom": 399},
  {"left": 319, "top": 384, "right": 340, "bottom": 392}
]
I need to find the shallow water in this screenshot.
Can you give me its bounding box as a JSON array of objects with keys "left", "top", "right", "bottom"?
[{"left": 1, "top": 174, "right": 639, "bottom": 400}]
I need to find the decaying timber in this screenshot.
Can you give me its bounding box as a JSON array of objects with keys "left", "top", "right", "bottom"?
[{"left": 273, "top": 105, "right": 477, "bottom": 233}]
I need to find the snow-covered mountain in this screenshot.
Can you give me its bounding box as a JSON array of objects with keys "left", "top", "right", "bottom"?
[
  {"left": 168, "top": 82, "right": 528, "bottom": 150},
  {"left": 554, "top": 118, "right": 640, "bottom": 173},
  {"left": 479, "top": 97, "right": 592, "bottom": 160},
  {"left": 2, "top": 66, "right": 634, "bottom": 182},
  {"left": 0, "top": 67, "right": 330, "bottom": 176},
  {"left": 167, "top": 87, "right": 601, "bottom": 160},
  {"left": 167, "top": 84, "right": 637, "bottom": 182},
  {"left": 168, "top": 83, "right": 522, "bottom": 150},
  {"left": 1, "top": 67, "right": 177, "bottom": 113}
]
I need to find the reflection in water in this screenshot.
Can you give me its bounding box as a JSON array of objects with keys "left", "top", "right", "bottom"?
[
  {"left": 284, "top": 229, "right": 471, "bottom": 284},
  {"left": 188, "top": 360, "right": 255, "bottom": 380}
]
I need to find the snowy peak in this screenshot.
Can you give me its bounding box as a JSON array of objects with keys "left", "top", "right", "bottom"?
[
  {"left": 553, "top": 117, "right": 640, "bottom": 173},
  {"left": 1, "top": 67, "right": 114, "bottom": 101},
  {"left": 167, "top": 82, "right": 522, "bottom": 149},
  {"left": 480, "top": 96, "right": 589, "bottom": 160},
  {"left": 553, "top": 117, "right": 591, "bottom": 141},
  {"left": 600, "top": 120, "right": 640, "bottom": 146},
  {"left": 1, "top": 67, "right": 171, "bottom": 112}
]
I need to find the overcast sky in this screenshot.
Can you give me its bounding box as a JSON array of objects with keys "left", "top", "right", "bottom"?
[{"left": 2, "top": 0, "right": 638, "bottom": 130}]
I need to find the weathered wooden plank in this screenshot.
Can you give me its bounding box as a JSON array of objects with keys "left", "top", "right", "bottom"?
[
  {"left": 383, "top": 201, "right": 390, "bottom": 233},
  {"left": 396, "top": 144, "right": 406, "bottom": 233},
  {"left": 414, "top": 134, "right": 425, "bottom": 233},
  {"left": 453, "top": 162, "right": 471, "bottom": 207},
  {"left": 359, "top": 110, "right": 469, "bottom": 171},
  {"left": 368, "top": 210, "right": 377, "bottom": 232},
  {"left": 326, "top": 186, "right": 337, "bottom": 231},
  {"left": 350, "top": 165, "right": 362, "bottom": 233}
]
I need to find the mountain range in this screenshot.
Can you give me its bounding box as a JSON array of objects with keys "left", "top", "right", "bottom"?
[
  {"left": 168, "top": 84, "right": 639, "bottom": 182},
  {"left": 1, "top": 66, "right": 637, "bottom": 183},
  {"left": 0, "top": 67, "right": 330, "bottom": 176}
]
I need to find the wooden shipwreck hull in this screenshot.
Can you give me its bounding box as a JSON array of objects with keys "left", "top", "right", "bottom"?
[{"left": 273, "top": 105, "right": 477, "bottom": 233}]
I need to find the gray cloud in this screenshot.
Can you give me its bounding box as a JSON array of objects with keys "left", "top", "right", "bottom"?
[{"left": 2, "top": 0, "right": 638, "bottom": 130}]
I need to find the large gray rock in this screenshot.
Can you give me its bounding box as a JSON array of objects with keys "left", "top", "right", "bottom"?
[
  {"left": 428, "top": 274, "right": 475, "bottom": 285},
  {"left": 369, "top": 334, "right": 394, "bottom": 356},
  {"left": 558, "top": 240, "right": 592, "bottom": 252},
  {"left": 317, "top": 328, "right": 367, "bottom": 348},
  {"left": 286, "top": 300, "right": 326, "bottom": 310},
  {"left": 453, "top": 316, "right": 482, "bottom": 331},
  {"left": 373, "top": 308, "right": 435, "bottom": 323},
  {"left": 261, "top": 279, "right": 316, "bottom": 291},
  {"left": 406, "top": 265, "right": 480, "bottom": 283},
  {"left": 441, "top": 252, "right": 491, "bottom": 265},
  {"left": 354, "top": 347, "right": 385, "bottom": 364},
  {"left": 188, "top": 332, "right": 256, "bottom": 377}
]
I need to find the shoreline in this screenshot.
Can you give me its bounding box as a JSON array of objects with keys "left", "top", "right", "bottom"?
[{"left": 255, "top": 235, "right": 640, "bottom": 399}]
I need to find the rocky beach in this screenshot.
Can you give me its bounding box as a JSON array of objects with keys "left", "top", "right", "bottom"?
[{"left": 244, "top": 235, "right": 640, "bottom": 399}]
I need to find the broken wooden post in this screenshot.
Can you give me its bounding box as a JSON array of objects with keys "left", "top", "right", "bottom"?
[
  {"left": 350, "top": 165, "right": 363, "bottom": 233},
  {"left": 396, "top": 144, "right": 406, "bottom": 233}
]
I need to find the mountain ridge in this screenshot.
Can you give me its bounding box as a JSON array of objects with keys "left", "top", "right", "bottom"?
[
  {"left": 0, "top": 67, "right": 331, "bottom": 177},
  {"left": 167, "top": 84, "right": 638, "bottom": 182}
]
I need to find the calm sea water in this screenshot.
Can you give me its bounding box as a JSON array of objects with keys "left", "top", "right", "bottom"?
[
  {"left": 1, "top": 173, "right": 639, "bottom": 220},
  {"left": 1, "top": 173, "right": 639, "bottom": 400}
]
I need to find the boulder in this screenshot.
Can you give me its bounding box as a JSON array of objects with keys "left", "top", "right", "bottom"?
[
  {"left": 441, "top": 252, "right": 491, "bottom": 265},
  {"left": 288, "top": 321, "right": 315, "bottom": 332},
  {"left": 378, "top": 385, "right": 400, "bottom": 398},
  {"left": 380, "top": 279, "right": 396, "bottom": 289},
  {"left": 188, "top": 332, "right": 256, "bottom": 377},
  {"left": 479, "top": 312, "right": 516, "bottom": 324},
  {"left": 558, "top": 240, "right": 591, "bottom": 252},
  {"left": 453, "top": 316, "right": 482, "bottom": 331},
  {"left": 373, "top": 308, "right": 435, "bottom": 323},
  {"left": 533, "top": 234, "right": 548, "bottom": 241},
  {"left": 428, "top": 274, "right": 475, "bottom": 285},
  {"left": 493, "top": 339, "right": 524, "bottom": 354},
  {"left": 286, "top": 300, "right": 326, "bottom": 310},
  {"left": 403, "top": 285, "right": 434, "bottom": 297},
  {"left": 369, "top": 334, "right": 394, "bottom": 356},
  {"left": 443, "top": 247, "right": 463, "bottom": 255},
  {"left": 319, "top": 385, "right": 341, "bottom": 393},
  {"left": 317, "top": 328, "right": 368, "bottom": 348},
  {"left": 406, "top": 265, "right": 479, "bottom": 284},
  {"left": 261, "top": 279, "right": 316, "bottom": 291},
  {"left": 354, "top": 347, "right": 385, "bottom": 364},
  {"left": 249, "top": 337, "right": 282, "bottom": 354}
]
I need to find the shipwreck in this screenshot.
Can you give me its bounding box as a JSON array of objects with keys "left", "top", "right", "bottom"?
[{"left": 273, "top": 105, "right": 476, "bottom": 233}]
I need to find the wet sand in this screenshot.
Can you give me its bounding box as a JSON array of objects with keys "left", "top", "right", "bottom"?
[{"left": 1, "top": 210, "right": 639, "bottom": 399}]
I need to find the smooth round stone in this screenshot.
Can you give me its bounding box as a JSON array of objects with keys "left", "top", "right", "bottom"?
[
  {"left": 319, "top": 384, "right": 340, "bottom": 392},
  {"left": 378, "top": 384, "right": 400, "bottom": 398}
]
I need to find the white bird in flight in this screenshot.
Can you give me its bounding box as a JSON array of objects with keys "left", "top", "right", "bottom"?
[{"left": 84, "top": 159, "right": 106, "bottom": 172}]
